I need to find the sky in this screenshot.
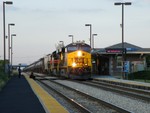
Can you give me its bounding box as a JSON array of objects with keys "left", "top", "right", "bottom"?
[{"left": 0, "top": 0, "right": 150, "bottom": 65}]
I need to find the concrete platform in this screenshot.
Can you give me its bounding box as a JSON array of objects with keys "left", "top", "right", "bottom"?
[
  {"left": 0, "top": 75, "right": 45, "bottom": 113},
  {"left": 0, "top": 74, "right": 68, "bottom": 113},
  {"left": 92, "top": 75, "right": 150, "bottom": 90}
]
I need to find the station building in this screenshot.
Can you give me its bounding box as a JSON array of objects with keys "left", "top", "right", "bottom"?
[{"left": 91, "top": 42, "right": 150, "bottom": 77}]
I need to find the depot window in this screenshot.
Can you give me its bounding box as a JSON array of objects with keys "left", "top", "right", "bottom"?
[{"left": 117, "top": 56, "right": 122, "bottom": 68}]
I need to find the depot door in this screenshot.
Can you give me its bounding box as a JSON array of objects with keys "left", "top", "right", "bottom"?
[{"left": 97, "top": 56, "right": 109, "bottom": 75}]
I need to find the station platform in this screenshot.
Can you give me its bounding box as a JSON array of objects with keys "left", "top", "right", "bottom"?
[
  {"left": 92, "top": 75, "right": 150, "bottom": 90},
  {"left": 0, "top": 74, "right": 68, "bottom": 113}
]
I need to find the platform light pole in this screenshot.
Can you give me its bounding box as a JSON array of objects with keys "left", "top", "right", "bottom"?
[
  {"left": 68, "top": 35, "right": 74, "bottom": 43},
  {"left": 8, "top": 23, "right": 15, "bottom": 64},
  {"left": 11, "top": 34, "right": 16, "bottom": 67},
  {"left": 59, "top": 41, "right": 64, "bottom": 48},
  {"left": 114, "top": 2, "right": 131, "bottom": 79},
  {"left": 3, "top": 1, "right": 13, "bottom": 73},
  {"left": 85, "top": 24, "right": 92, "bottom": 47},
  {"left": 92, "top": 34, "right": 97, "bottom": 49}
]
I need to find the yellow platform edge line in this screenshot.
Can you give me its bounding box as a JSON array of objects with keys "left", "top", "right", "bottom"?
[{"left": 24, "top": 74, "right": 68, "bottom": 113}]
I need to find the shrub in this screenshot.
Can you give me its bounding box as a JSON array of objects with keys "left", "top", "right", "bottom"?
[
  {"left": 0, "top": 72, "right": 9, "bottom": 91},
  {"left": 128, "top": 70, "right": 150, "bottom": 80}
]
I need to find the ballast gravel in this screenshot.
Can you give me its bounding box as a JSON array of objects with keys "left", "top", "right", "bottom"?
[{"left": 55, "top": 80, "right": 150, "bottom": 113}]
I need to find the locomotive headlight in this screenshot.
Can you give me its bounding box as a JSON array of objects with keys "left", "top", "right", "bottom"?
[
  {"left": 72, "top": 62, "right": 77, "bottom": 67},
  {"left": 77, "top": 51, "right": 82, "bottom": 57}
]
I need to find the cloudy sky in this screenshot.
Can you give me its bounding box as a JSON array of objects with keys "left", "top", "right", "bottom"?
[{"left": 0, "top": 0, "right": 150, "bottom": 65}]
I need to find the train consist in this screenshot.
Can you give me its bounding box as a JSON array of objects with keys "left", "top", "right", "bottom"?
[{"left": 24, "top": 41, "right": 92, "bottom": 79}]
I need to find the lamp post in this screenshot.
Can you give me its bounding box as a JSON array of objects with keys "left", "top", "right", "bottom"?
[
  {"left": 114, "top": 2, "right": 131, "bottom": 79},
  {"left": 85, "top": 24, "right": 92, "bottom": 47},
  {"left": 3, "top": 1, "right": 13, "bottom": 73},
  {"left": 59, "top": 41, "right": 64, "bottom": 48},
  {"left": 92, "top": 34, "right": 97, "bottom": 49},
  {"left": 8, "top": 23, "right": 15, "bottom": 64},
  {"left": 68, "top": 35, "right": 74, "bottom": 43},
  {"left": 11, "top": 34, "right": 16, "bottom": 66},
  {"left": 59, "top": 41, "right": 63, "bottom": 43}
]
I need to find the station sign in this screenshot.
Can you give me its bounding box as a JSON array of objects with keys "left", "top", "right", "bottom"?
[{"left": 105, "top": 48, "right": 126, "bottom": 53}]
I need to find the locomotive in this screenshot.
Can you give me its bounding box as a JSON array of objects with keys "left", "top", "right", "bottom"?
[
  {"left": 50, "top": 41, "right": 92, "bottom": 79},
  {"left": 24, "top": 41, "right": 92, "bottom": 79}
]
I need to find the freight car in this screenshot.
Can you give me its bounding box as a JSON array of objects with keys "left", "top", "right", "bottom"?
[{"left": 24, "top": 55, "right": 50, "bottom": 74}]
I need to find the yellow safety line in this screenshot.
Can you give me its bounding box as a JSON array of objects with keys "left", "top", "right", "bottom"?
[{"left": 24, "top": 74, "right": 68, "bottom": 113}]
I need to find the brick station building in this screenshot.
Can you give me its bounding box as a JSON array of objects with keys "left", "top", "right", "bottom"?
[{"left": 91, "top": 42, "right": 150, "bottom": 77}]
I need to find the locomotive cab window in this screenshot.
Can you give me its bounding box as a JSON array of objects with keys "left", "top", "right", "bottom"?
[{"left": 67, "top": 46, "right": 77, "bottom": 52}]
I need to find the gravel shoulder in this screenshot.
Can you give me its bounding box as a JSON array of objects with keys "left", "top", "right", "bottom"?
[{"left": 55, "top": 80, "right": 150, "bottom": 113}]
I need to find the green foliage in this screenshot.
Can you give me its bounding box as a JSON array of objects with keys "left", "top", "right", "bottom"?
[
  {"left": 0, "top": 60, "right": 4, "bottom": 72},
  {"left": 0, "top": 60, "right": 10, "bottom": 90},
  {"left": 128, "top": 70, "right": 150, "bottom": 80},
  {"left": 0, "top": 71, "right": 9, "bottom": 91}
]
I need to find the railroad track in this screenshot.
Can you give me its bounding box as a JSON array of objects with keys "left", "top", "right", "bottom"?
[
  {"left": 72, "top": 80, "right": 150, "bottom": 102},
  {"left": 28, "top": 73, "right": 150, "bottom": 113},
  {"left": 37, "top": 78, "right": 132, "bottom": 113},
  {"left": 30, "top": 73, "right": 150, "bottom": 102},
  {"left": 37, "top": 79, "right": 90, "bottom": 113}
]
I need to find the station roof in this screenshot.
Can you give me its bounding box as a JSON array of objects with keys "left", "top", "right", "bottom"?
[
  {"left": 106, "top": 42, "right": 142, "bottom": 49},
  {"left": 92, "top": 42, "right": 150, "bottom": 55}
]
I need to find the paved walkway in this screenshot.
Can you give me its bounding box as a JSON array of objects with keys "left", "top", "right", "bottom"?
[
  {"left": 93, "top": 75, "right": 150, "bottom": 90},
  {"left": 0, "top": 75, "right": 46, "bottom": 113}
]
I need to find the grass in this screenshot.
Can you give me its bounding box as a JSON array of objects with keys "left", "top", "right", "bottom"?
[
  {"left": 128, "top": 70, "right": 150, "bottom": 83},
  {"left": 0, "top": 71, "right": 9, "bottom": 91}
]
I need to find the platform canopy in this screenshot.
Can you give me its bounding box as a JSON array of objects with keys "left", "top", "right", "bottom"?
[{"left": 92, "top": 42, "right": 150, "bottom": 55}]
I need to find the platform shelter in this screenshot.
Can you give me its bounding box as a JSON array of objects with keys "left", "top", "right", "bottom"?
[{"left": 91, "top": 42, "right": 150, "bottom": 77}]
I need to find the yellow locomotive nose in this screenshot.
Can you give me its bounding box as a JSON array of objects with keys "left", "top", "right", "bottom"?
[{"left": 77, "top": 51, "right": 82, "bottom": 57}]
